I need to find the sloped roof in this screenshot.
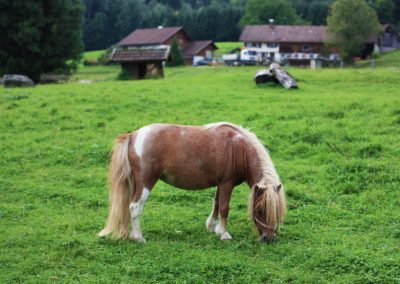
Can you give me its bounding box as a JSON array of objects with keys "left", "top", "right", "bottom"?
[
  {"left": 110, "top": 46, "right": 170, "bottom": 62},
  {"left": 118, "top": 27, "right": 188, "bottom": 46},
  {"left": 240, "top": 25, "right": 327, "bottom": 43},
  {"left": 182, "top": 41, "right": 218, "bottom": 57},
  {"left": 382, "top": 24, "right": 400, "bottom": 37}
]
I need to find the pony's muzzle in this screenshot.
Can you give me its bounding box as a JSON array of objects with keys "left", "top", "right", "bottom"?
[{"left": 260, "top": 232, "right": 276, "bottom": 243}]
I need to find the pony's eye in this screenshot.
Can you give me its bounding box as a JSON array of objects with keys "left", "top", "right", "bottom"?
[{"left": 256, "top": 189, "right": 265, "bottom": 195}]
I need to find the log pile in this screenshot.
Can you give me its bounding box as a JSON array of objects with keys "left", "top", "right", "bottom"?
[{"left": 254, "top": 63, "right": 298, "bottom": 89}]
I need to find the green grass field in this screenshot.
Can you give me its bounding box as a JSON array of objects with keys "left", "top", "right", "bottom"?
[
  {"left": 355, "top": 49, "right": 400, "bottom": 68},
  {"left": 83, "top": 50, "right": 106, "bottom": 61},
  {"left": 214, "top": 42, "right": 243, "bottom": 56},
  {"left": 1, "top": 63, "right": 400, "bottom": 283}
]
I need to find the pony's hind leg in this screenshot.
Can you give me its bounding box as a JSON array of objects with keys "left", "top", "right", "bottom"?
[
  {"left": 206, "top": 188, "right": 219, "bottom": 232},
  {"left": 129, "top": 185, "right": 151, "bottom": 243},
  {"left": 215, "top": 183, "right": 234, "bottom": 240}
]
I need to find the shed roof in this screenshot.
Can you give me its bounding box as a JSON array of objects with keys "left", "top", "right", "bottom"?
[
  {"left": 182, "top": 41, "right": 218, "bottom": 57},
  {"left": 118, "top": 26, "right": 188, "bottom": 46},
  {"left": 110, "top": 46, "right": 170, "bottom": 62},
  {"left": 382, "top": 24, "right": 400, "bottom": 37},
  {"left": 240, "top": 25, "right": 327, "bottom": 43}
]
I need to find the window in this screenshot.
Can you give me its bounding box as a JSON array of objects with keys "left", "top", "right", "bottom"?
[
  {"left": 267, "top": 43, "right": 278, "bottom": 48},
  {"left": 302, "top": 44, "right": 311, "bottom": 52}
]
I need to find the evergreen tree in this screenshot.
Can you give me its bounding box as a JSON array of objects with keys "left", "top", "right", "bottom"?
[
  {"left": 289, "top": 0, "right": 334, "bottom": 25},
  {"left": 166, "top": 38, "right": 185, "bottom": 66},
  {"left": 307, "top": 1, "right": 331, "bottom": 25},
  {"left": 367, "top": 0, "right": 396, "bottom": 24},
  {"left": 240, "top": 0, "right": 304, "bottom": 26},
  {"left": 0, "top": 0, "right": 84, "bottom": 81},
  {"left": 327, "top": 0, "right": 381, "bottom": 63}
]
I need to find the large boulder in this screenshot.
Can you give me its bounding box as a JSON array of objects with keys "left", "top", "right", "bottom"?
[{"left": 3, "top": 74, "right": 34, "bottom": 87}]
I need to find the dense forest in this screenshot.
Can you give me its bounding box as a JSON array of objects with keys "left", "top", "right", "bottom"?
[{"left": 83, "top": 0, "right": 400, "bottom": 51}]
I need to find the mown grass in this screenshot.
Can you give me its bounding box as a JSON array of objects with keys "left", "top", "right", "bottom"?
[{"left": 1, "top": 64, "right": 400, "bottom": 283}]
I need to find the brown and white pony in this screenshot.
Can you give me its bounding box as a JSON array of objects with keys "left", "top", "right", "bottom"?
[{"left": 99, "top": 122, "right": 286, "bottom": 243}]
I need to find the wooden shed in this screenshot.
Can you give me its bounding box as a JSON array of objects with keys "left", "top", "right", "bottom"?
[
  {"left": 378, "top": 24, "right": 400, "bottom": 53},
  {"left": 110, "top": 45, "right": 170, "bottom": 79}
]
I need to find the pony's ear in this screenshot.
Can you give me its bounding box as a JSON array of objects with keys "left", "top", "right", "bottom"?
[
  {"left": 276, "top": 184, "right": 282, "bottom": 192},
  {"left": 253, "top": 184, "right": 265, "bottom": 195}
]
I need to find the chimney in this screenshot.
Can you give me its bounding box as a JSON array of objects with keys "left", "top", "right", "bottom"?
[{"left": 269, "top": 19, "right": 274, "bottom": 26}]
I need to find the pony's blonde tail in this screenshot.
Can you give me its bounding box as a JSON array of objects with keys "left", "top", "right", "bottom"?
[{"left": 98, "top": 134, "right": 134, "bottom": 239}]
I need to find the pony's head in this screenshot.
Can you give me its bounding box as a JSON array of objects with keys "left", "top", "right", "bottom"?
[{"left": 249, "top": 178, "right": 286, "bottom": 243}]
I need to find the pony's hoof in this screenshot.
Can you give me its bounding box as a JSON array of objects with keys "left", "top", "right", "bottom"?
[
  {"left": 129, "top": 233, "right": 146, "bottom": 244},
  {"left": 220, "top": 232, "right": 232, "bottom": 240},
  {"left": 133, "top": 237, "right": 146, "bottom": 244}
]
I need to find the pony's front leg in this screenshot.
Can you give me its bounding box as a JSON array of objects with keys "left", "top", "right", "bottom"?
[
  {"left": 129, "top": 187, "right": 151, "bottom": 243},
  {"left": 215, "top": 183, "right": 234, "bottom": 241},
  {"left": 206, "top": 188, "right": 219, "bottom": 232}
]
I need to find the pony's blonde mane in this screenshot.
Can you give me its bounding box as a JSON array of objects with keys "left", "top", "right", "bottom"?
[{"left": 205, "top": 122, "right": 286, "bottom": 228}]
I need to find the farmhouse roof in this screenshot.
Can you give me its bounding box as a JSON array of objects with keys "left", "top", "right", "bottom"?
[
  {"left": 110, "top": 45, "right": 170, "bottom": 62},
  {"left": 118, "top": 26, "right": 189, "bottom": 46},
  {"left": 182, "top": 41, "right": 218, "bottom": 57},
  {"left": 240, "top": 25, "right": 327, "bottom": 43}
]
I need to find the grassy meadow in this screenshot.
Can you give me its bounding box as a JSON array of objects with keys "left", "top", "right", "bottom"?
[{"left": 1, "top": 58, "right": 400, "bottom": 283}]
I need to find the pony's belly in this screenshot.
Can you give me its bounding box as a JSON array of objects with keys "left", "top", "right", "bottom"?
[{"left": 159, "top": 171, "right": 215, "bottom": 190}]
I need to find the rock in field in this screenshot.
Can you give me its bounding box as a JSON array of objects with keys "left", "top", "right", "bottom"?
[{"left": 3, "top": 74, "right": 35, "bottom": 88}]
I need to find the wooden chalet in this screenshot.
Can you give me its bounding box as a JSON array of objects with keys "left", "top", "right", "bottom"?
[
  {"left": 111, "top": 26, "right": 217, "bottom": 79},
  {"left": 240, "top": 24, "right": 400, "bottom": 65},
  {"left": 240, "top": 25, "right": 339, "bottom": 65}
]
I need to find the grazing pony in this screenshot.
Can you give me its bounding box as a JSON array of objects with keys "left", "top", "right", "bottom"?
[{"left": 99, "top": 122, "right": 286, "bottom": 243}]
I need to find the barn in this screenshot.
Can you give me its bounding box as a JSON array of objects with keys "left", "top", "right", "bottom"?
[{"left": 110, "top": 26, "right": 217, "bottom": 79}]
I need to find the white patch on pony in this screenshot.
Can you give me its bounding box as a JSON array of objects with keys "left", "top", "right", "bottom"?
[
  {"left": 215, "top": 223, "right": 232, "bottom": 240},
  {"left": 134, "top": 126, "right": 152, "bottom": 158},
  {"left": 129, "top": 188, "right": 150, "bottom": 243},
  {"left": 206, "top": 215, "right": 217, "bottom": 232},
  {"left": 180, "top": 130, "right": 186, "bottom": 137},
  {"left": 215, "top": 223, "right": 226, "bottom": 236}
]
